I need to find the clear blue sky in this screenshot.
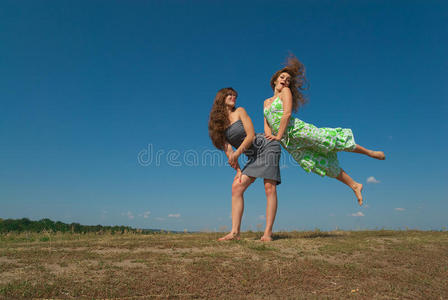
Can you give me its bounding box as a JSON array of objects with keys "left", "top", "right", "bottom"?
[{"left": 1, "top": 1, "right": 447, "bottom": 231}]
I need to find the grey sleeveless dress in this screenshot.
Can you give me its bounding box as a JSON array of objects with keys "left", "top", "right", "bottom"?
[{"left": 225, "top": 120, "right": 281, "bottom": 185}]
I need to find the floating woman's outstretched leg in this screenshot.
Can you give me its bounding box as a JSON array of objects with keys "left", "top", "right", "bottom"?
[
  {"left": 218, "top": 174, "right": 255, "bottom": 241},
  {"left": 351, "top": 144, "right": 385, "bottom": 160},
  {"left": 335, "top": 169, "right": 363, "bottom": 206},
  {"left": 261, "top": 179, "right": 278, "bottom": 242}
]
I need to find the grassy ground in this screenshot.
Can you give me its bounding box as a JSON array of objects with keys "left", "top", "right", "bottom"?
[{"left": 1, "top": 230, "right": 447, "bottom": 299}]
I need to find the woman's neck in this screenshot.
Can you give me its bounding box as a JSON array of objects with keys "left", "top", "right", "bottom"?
[
  {"left": 273, "top": 90, "right": 282, "bottom": 98},
  {"left": 226, "top": 106, "right": 235, "bottom": 113}
]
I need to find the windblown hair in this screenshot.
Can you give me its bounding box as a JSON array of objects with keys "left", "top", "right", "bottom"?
[
  {"left": 208, "top": 87, "right": 238, "bottom": 150},
  {"left": 270, "top": 54, "right": 308, "bottom": 112}
]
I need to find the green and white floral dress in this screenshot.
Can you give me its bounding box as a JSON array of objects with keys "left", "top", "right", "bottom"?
[{"left": 264, "top": 96, "right": 356, "bottom": 178}]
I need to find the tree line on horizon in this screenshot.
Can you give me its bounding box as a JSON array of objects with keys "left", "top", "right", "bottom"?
[{"left": 0, "top": 218, "right": 161, "bottom": 234}]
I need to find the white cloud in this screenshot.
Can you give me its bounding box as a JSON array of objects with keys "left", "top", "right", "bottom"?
[
  {"left": 367, "top": 176, "right": 380, "bottom": 184},
  {"left": 395, "top": 208, "right": 405, "bottom": 211},
  {"left": 350, "top": 212, "right": 365, "bottom": 217},
  {"left": 168, "top": 213, "right": 181, "bottom": 218},
  {"left": 156, "top": 217, "right": 165, "bottom": 221},
  {"left": 124, "top": 211, "right": 134, "bottom": 220},
  {"left": 258, "top": 215, "right": 266, "bottom": 220},
  {"left": 143, "top": 211, "right": 151, "bottom": 218},
  {"left": 100, "top": 210, "right": 108, "bottom": 220}
]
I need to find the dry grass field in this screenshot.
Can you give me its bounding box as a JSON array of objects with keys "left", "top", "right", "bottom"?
[{"left": 1, "top": 230, "right": 447, "bottom": 299}]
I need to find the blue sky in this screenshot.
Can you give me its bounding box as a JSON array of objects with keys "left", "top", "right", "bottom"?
[{"left": 1, "top": 1, "right": 447, "bottom": 232}]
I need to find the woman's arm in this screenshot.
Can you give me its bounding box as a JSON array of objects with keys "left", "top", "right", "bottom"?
[
  {"left": 263, "top": 99, "right": 273, "bottom": 136},
  {"left": 224, "top": 142, "right": 242, "bottom": 182},
  {"left": 228, "top": 107, "right": 255, "bottom": 168},
  {"left": 234, "top": 107, "right": 255, "bottom": 156},
  {"left": 264, "top": 116, "right": 272, "bottom": 136},
  {"left": 270, "top": 88, "right": 292, "bottom": 141},
  {"left": 224, "top": 142, "right": 233, "bottom": 159},
  {"left": 224, "top": 142, "right": 241, "bottom": 170}
]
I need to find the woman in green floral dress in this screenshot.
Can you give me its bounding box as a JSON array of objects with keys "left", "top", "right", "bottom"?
[{"left": 264, "top": 55, "right": 385, "bottom": 206}]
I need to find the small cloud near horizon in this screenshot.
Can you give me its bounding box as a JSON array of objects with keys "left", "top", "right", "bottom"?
[
  {"left": 350, "top": 212, "right": 365, "bottom": 217},
  {"left": 100, "top": 210, "right": 108, "bottom": 220},
  {"left": 367, "top": 176, "right": 380, "bottom": 184},
  {"left": 395, "top": 208, "right": 405, "bottom": 211},
  {"left": 258, "top": 215, "right": 266, "bottom": 220},
  {"left": 122, "top": 211, "right": 134, "bottom": 220},
  {"left": 168, "top": 213, "right": 181, "bottom": 218},
  {"left": 143, "top": 211, "right": 151, "bottom": 218}
]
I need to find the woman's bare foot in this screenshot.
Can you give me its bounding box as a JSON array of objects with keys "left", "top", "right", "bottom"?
[
  {"left": 352, "top": 183, "right": 363, "bottom": 206},
  {"left": 218, "top": 232, "right": 240, "bottom": 241},
  {"left": 369, "top": 150, "right": 385, "bottom": 160},
  {"left": 260, "top": 235, "right": 273, "bottom": 242}
]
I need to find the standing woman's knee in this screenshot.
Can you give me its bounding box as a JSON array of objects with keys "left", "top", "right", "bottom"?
[
  {"left": 264, "top": 182, "right": 276, "bottom": 196},
  {"left": 232, "top": 181, "right": 245, "bottom": 196}
]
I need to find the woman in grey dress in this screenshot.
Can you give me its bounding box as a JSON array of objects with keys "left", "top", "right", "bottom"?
[{"left": 208, "top": 87, "right": 282, "bottom": 242}]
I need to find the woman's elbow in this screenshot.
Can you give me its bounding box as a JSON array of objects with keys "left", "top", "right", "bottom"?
[
  {"left": 247, "top": 132, "right": 255, "bottom": 140},
  {"left": 282, "top": 113, "right": 292, "bottom": 119}
]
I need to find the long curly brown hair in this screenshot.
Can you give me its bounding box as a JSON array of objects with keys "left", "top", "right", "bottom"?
[
  {"left": 208, "top": 87, "right": 238, "bottom": 150},
  {"left": 270, "top": 54, "right": 309, "bottom": 112}
]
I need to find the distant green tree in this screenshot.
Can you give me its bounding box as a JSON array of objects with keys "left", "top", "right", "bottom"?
[{"left": 0, "top": 218, "right": 160, "bottom": 234}]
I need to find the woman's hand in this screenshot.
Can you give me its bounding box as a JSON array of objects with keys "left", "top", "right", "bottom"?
[
  {"left": 228, "top": 152, "right": 240, "bottom": 169},
  {"left": 265, "top": 133, "right": 281, "bottom": 141}
]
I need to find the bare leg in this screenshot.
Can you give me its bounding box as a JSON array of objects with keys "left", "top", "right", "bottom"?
[
  {"left": 260, "top": 179, "right": 278, "bottom": 242},
  {"left": 218, "top": 174, "right": 255, "bottom": 241},
  {"left": 351, "top": 144, "right": 385, "bottom": 160},
  {"left": 336, "top": 169, "right": 363, "bottom": 206}
]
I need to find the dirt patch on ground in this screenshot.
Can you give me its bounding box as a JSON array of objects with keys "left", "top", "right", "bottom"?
[
  {"left": 0, "top": 271, "right": 20, "bottom": 285},
  {"left": 0, "top": 256, "right": 19, "bottom": 264},
  {"left": 0, "top": 266, "right": 29, "bottom": 285},
  {"left": 44, "top": 263, "right": 81, "bottom": 275},
  {"left": 91, "top": 245, "right": 237, "bottom": 255},
  {"left": 112, "top": 259, "right": 148, "bottom": 269}
]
